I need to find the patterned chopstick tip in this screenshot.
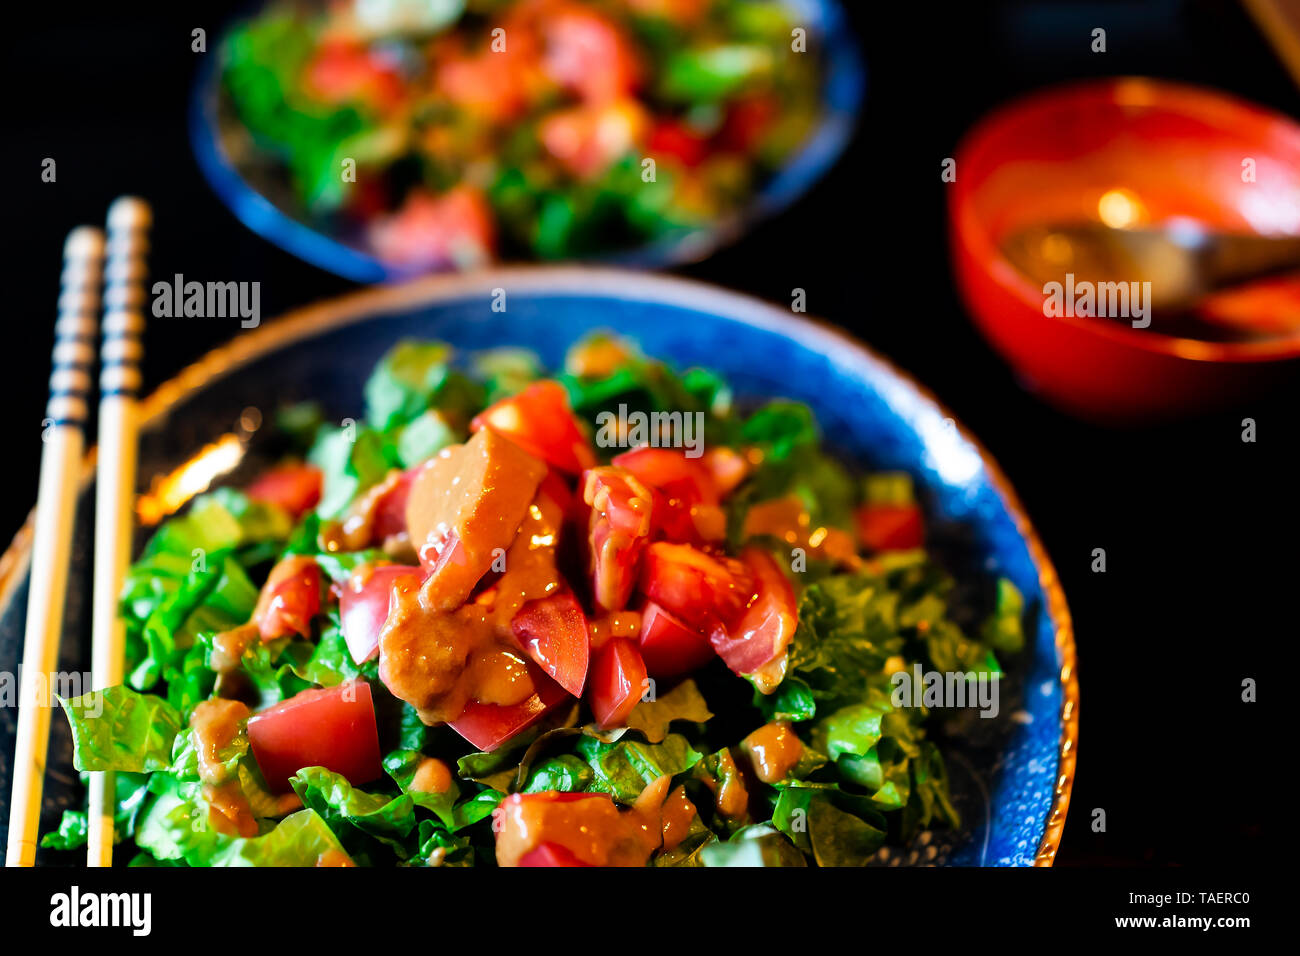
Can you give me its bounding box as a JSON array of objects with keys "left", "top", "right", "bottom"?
[
  {"left": 101, "top": 197, "right": 151, "bottom": 400},
  {"left": 47, "top": 227, "right": 105, "bottom": 429}
]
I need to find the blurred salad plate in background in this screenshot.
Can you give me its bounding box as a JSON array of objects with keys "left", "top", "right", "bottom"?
[{"left": 191, "top": 0, "right": 865, "bottom": 281}]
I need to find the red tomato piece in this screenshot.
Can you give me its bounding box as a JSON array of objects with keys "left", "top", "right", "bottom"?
[
  {"left": 542, "top": 8, "right": 641, "bottom": 102},
  {"left": 510, "top": 591, "right": 591, "bottom": 696},
  {"left": 245, "top": 464, "right": 322, "bottom": 518},
  {"left": 638, "top": 600, "right": 715, "bottom": 679},
  {"left": 701, "top": 446, "right": 751, "bottom": 498},
  {"left": 612, "top": 446, "right": 722, "bottom": 544},
  {"left": 647, "top": 119, "right": 709, "bottom": 167},
  {"left": 247, "top": 680, "right": 383, "bottom": 792},
  {"left": 303, "top": 39, "right": 406, "bottom": 114},
  {"left": 370, "top": 467, "right": 417, "bottom": 542},
  {"left": 255, "top": 557, "right": 322, "bottom": 642},
  {"left": 583, "top": 466, "right": 655, "bottom": 613},
  {"left": 449, "top": 661, "right": 570, "bottom": 751},
  {"left": 638, "top": 542, "right": 753, "bottom": 637},
  {"left": 612, "top": 447, "right": 717, "bottom": 503},
  {"left": 368, "top": 187, "right": 496, "bottom": 270},
  {"left": 588, "top": 637, "right": 648, "bottom": 730},
  {"left": 471, "top": 380, "right": 596, "bottom": 475},
  {"left": 855, "top": 502, "right": 925, "bottom": 552},
  {"left": 719, "top": 94, "right": 778, "bottom": 154},
  {"left": 518, "top": 841, "right": 594, "bottom": 867},
  {"left": 339, "top": 564, "right": 423, "bottom": 665},
  {"left": 709, "top": 548, "right": 796, "bottom": 692},
  {"left": 539, "top": 99, "right": 649, "bottom": 179}
]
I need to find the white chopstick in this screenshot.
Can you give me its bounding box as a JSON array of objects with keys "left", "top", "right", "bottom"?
[
  {"left": 87, "top": 197, "right": 151, "bottom": 868},
  {"left": 5, "top": 227, "right": 105, "bottom": 867}
]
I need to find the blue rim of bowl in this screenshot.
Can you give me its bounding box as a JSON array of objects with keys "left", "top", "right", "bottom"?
[
  {"left": 188, "top": 0, "right": 867, "bottom": 284},
  {"left": 0, "top": 267, "right": 1077, "bottom": 864}
]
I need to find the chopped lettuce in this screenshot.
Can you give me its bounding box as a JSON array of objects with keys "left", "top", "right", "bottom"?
[{"left": 60, "top": 687, "right": 184, "bottom": 774}]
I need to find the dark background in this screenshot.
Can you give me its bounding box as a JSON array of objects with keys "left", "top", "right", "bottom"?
[{"left": 2, "top": 0, "right": 1293, "bottom": 866}]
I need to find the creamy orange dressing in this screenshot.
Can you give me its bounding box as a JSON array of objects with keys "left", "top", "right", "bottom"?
[
  {"left": 203, "top": 780, "right": 259, "bottom": 838},
  {"left": 322, "top": 468, "right": 406, "bottom": 553},
  {"left": 378, "top": 587, "right": 492, "bottom": 724},
  {"left": 659, "top": 785, "right": 698, "bottom": 852},
  {"left": 495, "top": 774, "right": 671, "bottom": 867},
  {"left": 209, "top": 622, "right": 259, "bottom": 674},
  {"left": 742, "top": 721, "right": 804, "bottom": 784},
  {"left": 566, "top": 335, "right": 634, "bottom": 379},
  {"left": 274, "top": 792, "right": 304, "bottom": 816},
  {"left": 315, "top": 848, "right": 356, "bottom": 867},
  {"left": 485, "top": 495, "right": 566, "bottom": 627},
  {"left": 743, "top": 494, "right": 860, "bottom": 568},
  {"left": 410, "top": 757, "right": 454, "bottom": 795},
  {"left": 407, "top": 429, "right": 547, "bottom": 610},
  {"left": 190, "top": 698, "right": 250, "bottom": 785},
  {"left": 465, "top": 648, "right": 535, "bottom": 706},
  {"left": 190, "top": 698, "right": 258, "bottom": 837},
  {"left": 702, "top": 749, "right": 748, "bottom": 820},
  {"left": 379, "top": 488, "right": 565, "bottom": 725},
  {"left": 588, "top": 610, "right": 642, "bottom": 650}
]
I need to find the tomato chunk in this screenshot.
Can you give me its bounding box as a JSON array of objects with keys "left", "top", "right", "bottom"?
[
  {"left": 709, "top": 548, "right": 797, "bottom": 694},
  {"left": 583, "top": 466, "right": 655, "bottom": 613},
  {"left": 855, "top": 502, "right": 924, "bottom": 552},
  {"left": 245, "top": 464, "right": 322, "bottom": 518},
  {"left": 648, "top": 119, "right": 709, "bottom": 167},
  {"left": 540, "top": 100, "right": 649, "bottom": 179},
  {"left": 638, "top": 542, "right": 753, "bottom": 638},
  {"left": 518, "top": 841, "right": 594, "bottom": 867},
  {"left": 370, "top": 466, "right": 417, "bottom": 542},
  {"left": 471, "top": 380, "right": 596, "bottom": 475},
  {"left": 247, "top": 681, "right": 382, "bottom": 792},
  {"left": 612, "top": 446, "right": 723, "bottom": 544},
  {"left": 588, "top": 637, "right": 648, "bottom": 730},
  {"left": 303, "top": 38, "right": 406, "bottom": 115},
  {"left": 701, "top": 446, "right": 751, "bottom": 498},
  {"left": 542, "top": 8, "right": 641, "bottom": 102},
  {"left": 511, "top": 591, "right": 590, "bottom": 696},
  {"left": 449, "top": 660, "right": 570, "bottom": 751},
  {"left": 254, "top": 556, "right": 322, "bottom": 642},
  {"left": 339, "top": 564, "right": 422, "bottom": 665},
  {"left": 638, "top": 600, "right": 715, "bottom": 679},
  {"left": 368, "top": 187, "right": 496, "bottom": 270}
]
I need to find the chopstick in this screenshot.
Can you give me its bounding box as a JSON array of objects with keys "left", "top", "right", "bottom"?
[
  {"left": 5, "top": 227, "right": 105, "bottom": 867},
  {"left": 87, "top": 197, "right": 151, "bottom": 868}
]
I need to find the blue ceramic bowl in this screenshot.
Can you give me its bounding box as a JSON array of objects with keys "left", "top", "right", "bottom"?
[
  {"left": 0, "top": 270, "right": 1076, "bottom": 865},
  {"left": 189, "top": 0, "right": 867, "bottom": 283}
]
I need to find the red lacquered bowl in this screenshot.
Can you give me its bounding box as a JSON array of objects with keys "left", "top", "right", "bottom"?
[{"left": 949, "top": 77, "right": 1300, "bottom": 422}]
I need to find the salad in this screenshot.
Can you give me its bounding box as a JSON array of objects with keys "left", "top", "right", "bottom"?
[
  {"left": 45, "top": 334, "right": 1024, "bottom": 866},
  {"left": 219, "top": 0, "right": 823, "bottom": 268}
]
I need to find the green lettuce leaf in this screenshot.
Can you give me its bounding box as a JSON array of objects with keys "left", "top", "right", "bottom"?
[
  {"left": 574, "top": 733, "right": 702, "bottom": 803},
  {"left": 60, "top": 687, "right": 183, "bottom": 773},
  {"left": 383, "top": 749, "right": 460, "bottom": 828},
  {"left": 981, "top": 578, "right": 1026, "bottom": 653},
  {"left": 699, "top": 824, "right": 806, "bottom": 867},
  {"left": 290, "top": 766, "right": 417, "bottom": 855},
  {"left": 619, "top": 679, "right": 712, "bottom": 743},
  {"left": 308, "top": 424, "right": 394, "bottom": 520}
]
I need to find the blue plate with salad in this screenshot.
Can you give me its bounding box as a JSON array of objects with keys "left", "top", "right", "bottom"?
[
  {"left": 190, "top": 0, "right": 865, "bottom": 282},
  {"left": 0, "top": 270, "right": 1076, "bottom": 866}
]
